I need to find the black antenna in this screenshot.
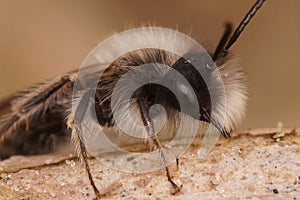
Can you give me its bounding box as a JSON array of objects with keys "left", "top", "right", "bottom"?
[
  {"left": 219, "top": 0, "right": 266, "bottom": 59},
  {"left": 212, "top": 23, "right": 233, "bottom": 61}
]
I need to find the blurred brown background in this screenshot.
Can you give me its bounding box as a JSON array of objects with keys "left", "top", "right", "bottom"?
[{"left": 0, "top": 0, "right": 299, "bottom": 130}]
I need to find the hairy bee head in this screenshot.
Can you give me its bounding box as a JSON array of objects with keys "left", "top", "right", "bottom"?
[{"left": 97, "top": 43, "right": 246, "bottom": 136}]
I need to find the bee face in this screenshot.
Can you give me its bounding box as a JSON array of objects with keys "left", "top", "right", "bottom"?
[{"left": 93, "top": 44, "right": 235, "bottom": 141}]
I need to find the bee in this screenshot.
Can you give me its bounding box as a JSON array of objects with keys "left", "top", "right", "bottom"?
[{"left": 0, "top": 0, "right": 265, "bottom": 198}]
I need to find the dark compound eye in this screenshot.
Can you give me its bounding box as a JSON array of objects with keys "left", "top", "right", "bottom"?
[
  {"left": 172, "top": 52, "right": 215, "bottom": 79},
  {"left": 168, "top": 52, "right": 214, "bottom": 121}
]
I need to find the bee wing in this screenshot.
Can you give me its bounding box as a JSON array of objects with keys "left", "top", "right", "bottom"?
[{"left": 0, "top": 62, "right": 111, "bottom": 159}]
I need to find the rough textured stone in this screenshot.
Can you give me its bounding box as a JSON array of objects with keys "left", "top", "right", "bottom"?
[{"left": 0, "top": 128, "right": 299, "bottom": 200}]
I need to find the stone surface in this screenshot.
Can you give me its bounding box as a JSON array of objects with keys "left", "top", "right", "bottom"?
[{"left": 0, "top": 128, "right": 300, "bottom": 200}]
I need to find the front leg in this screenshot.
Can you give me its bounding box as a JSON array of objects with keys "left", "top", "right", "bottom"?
[{"left": 137, "top": 99, "right": 181, "bottom": 194}]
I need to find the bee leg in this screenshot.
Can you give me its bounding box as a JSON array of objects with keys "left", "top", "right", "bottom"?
[
  {"left": 68, "top": 89, "right": 101, "bottom": 198},
  {"left": 138, "top": 100, "right": 181, "bottom": 194},
  {"left": 75, "top": 124, "right": 101, "bottom": 198}
]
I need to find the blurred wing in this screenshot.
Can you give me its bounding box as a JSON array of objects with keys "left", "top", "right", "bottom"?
[{"left": 0, "top": 63, "right": 111, "bottom": 159}]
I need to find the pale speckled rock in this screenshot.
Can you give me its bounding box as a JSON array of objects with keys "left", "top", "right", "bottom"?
[{"left": 0, "top": 129, "right": 300, "bottom": 200}]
